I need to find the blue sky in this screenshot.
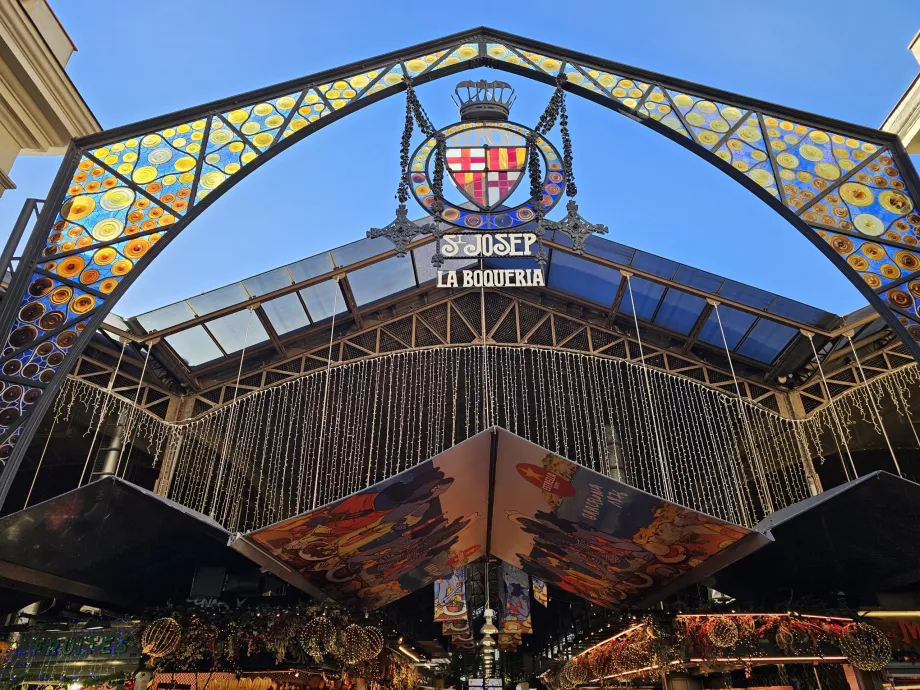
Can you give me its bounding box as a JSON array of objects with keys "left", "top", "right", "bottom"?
[{"left": 2, "top": 0, "right": 920, "bottom": 317}]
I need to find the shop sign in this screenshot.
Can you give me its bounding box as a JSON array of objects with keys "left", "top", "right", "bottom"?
[{"left": 10, "top": 631, "right": 140, "bottom": 665}]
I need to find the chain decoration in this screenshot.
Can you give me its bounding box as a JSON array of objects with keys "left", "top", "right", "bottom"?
[
  {"left": 528, "top": 77, "right": 607, "bottom": 257},
  {"left": 368, "top": 81, "right": 441, "bottom": 257}
]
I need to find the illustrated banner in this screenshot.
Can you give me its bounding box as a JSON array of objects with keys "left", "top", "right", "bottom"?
[
  {"left": 533, "top": 577, "right": 548, "bottom": 607},
  {"left": 245, "top": 429, "right": 765, "bottom": 610},
  {"left": 247, "top": 433, "right": 490, "bottom": 609},
  {"left": 500, "top": 562, "right": 532, "bottom": 636},
  {"left": 434, "top": 567, "right": 468, "bottom": 622},
  {"left": 490, "top": 431, "right": 761, "bottom": 609}
]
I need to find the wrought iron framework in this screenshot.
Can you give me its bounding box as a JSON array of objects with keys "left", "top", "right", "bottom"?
[
  {"left": 60, "top": 289, "right": 908, "bottom": 426},
  {"left": 2, "top": 27, "right": 920, "bottom": 507}
]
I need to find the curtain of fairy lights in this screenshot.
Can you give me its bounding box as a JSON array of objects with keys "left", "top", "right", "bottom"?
[
  {"left": 165, "top": 347, "right": 814, "bottom": 532},
  {"left": 55, "top": 350, "right": 920, "bottom": 533}
]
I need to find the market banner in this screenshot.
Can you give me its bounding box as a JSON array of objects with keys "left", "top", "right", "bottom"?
[
  {"left": 500, "top": 562, "right": 532, "bottom": 635},
  {"left": 243, "top": 429, "right": 766, "bottom": 610},
  {"left": 533, "top": 577, "right": 548, "bottom": 607},
  {"left": 434, "top": 567, "right": 468, "bottom": 622},
  {"left": 246, "top": 433, "right": 490, "bottom": 609},
  {"left": 489, "top": 430, "right": 767, "bottom": 609}
]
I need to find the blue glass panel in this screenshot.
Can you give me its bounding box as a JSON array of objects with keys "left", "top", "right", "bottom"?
[
  {"left": 673, "top": 265, "right": 723, "bottom": 293},
  {"left": 187, "top": 284, "right": 249, "bottom": 316},
  {"left": 768, "top": 297, "right": 833, "bottom": 327},
  {"left": 165, "top": 325, "right": 223, "bottom": 366},
  {"left": 331, "top": 237, "right": 394, "bottom": 267},
  {"left": 300, "top": 279, "right": 347, "bottom": 323},
  {"left": 261, "top": 293, "right": 310, "bottom": 335},
  {"left": 630, "top": 251, "right": 678, "bottom": 280},
  {"left": 583, "top": 236, "right": 636, "bottom": 266},
  {"left": 653, "top": 289, "right": 706, "bottom": 334},
  {"left": 205, "top": 311, "right": 269, "bottom": 353},
  {"left": 618, "top": 277, "right": 665, "bottom": 320},
  {"left": 718, "top": 280, "right": 776, "bottom": 311},
  {"left": 243, "top": 267, "right": 293, "bottom": 297},
  {"left": 346, "top": 255, "right": 417, "bottom": 307},
  {"left": 697, "top": 307, "right": 757, "bottom": 350},
  {"left": 735, "top": 319, "right": 798, "bottom": 363},
  {"left": 136, "top": 301, "right": 195, "bottom": 332},
  {"left": 547, "top": 251, "right": 621, "bottom": 306},
  {"left": 287, "top": 252, "right": 335, "bottom": 283}
]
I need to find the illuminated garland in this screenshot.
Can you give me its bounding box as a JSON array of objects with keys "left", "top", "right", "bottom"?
[
  {"left": 543, "top": 613, "right": 892, "bottom": 686},
  {"left": 137, "top": 605, "right": 386, "bottom": 678}
]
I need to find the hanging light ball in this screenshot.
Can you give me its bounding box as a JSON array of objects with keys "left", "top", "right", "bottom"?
[
  {"left": 302, "top": 614, "right": 338, "bottom": 659},
  {"left": 338, "top": 624, "right": 374, "bottom": 665},
  {"left": 708, "top": 617, "right": 739, "bottom": 648},
  {"left": 362, "top": 625, "right": 384, "bottom": 659},
  {"left": 140, "top": 617, "right": 181, "bottom": 659},
  {"left": 838, "top": 623, "right": 892, "bottom": 672}
]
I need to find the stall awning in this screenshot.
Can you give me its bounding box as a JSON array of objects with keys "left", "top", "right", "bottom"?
[
  {"left": 710, "top": 470, "right": 920, "bottom": 599},
  {"left": 0, "top": 477, "right": 262, "bottom": 608},
  {"left": 236, "top": 428, "right": 769, "bottom": 609}
]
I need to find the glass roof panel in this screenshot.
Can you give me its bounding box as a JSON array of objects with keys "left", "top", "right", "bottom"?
[
  {"left": 287, "top": 252, "right": 335, "bottom": 283},
  {"left": 331, "top": 237, "right": 394, "bottom": 267},
  {"left": 581, "top": 235, "right": 636, "bottom": 266},
  {"left": 414, "top": 241, "right": 476, "bottom": 284},
  {"left": 619, "top": 277, "right": 665, "bottom": 320},
  {"left": 103, "top": 312, "right": 129, "bottom": 331},
  {"left": 673, "top": 265, "right": 723, "bottom": 293},
  {"left": 300, "top": 279, "right": 347, "bottom": 323},
  {"left": 136, "top": 301, "right": 196, "bottom": 333},
  {"left": 346, "top": 255, "right": 418, "bottom": 307},
  {"left": 697, "top": 306, "right": 757, "bottom": 350},
  {"left": 205, "top": 311, "right": 270, "bottom": 354},
  {"left": 547, "top": 251, "right": 621, "bottom": 306},
  {"left": 735, "top": 319, "right": 798, "bottom": 363},
  {"left": 165, "top": 325, "right": 224, "bottom": 366},
  {"left": 187, "top": 283, "right": 249, "bottom": 317},
  {"left": 653, "top": 289, "right": 707, "bottom": 334},
  {"left": 261, "top": 293, "right": 310, "bottom": 335},
  {"left": 718, "top": 280, "right": 776, "bottom": 311},
  {"left": 768, "top": 297, "right": 833, "bottom": 327},
  {"left": 243, "top": 267, "right": 293, "bottom": 297},
  {"left": 630, "top": 251, "right": 679, "bottom": 280}
]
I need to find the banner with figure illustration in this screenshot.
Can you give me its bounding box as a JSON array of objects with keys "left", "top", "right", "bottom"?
[
  {"left": 248, "top": 433, "right": 490, "bottom": 610},
  {"left": 489, "top": 431, "right": 767, "bottom": 609},
  {"left": 435, "top": 567, "right": 468, "bottom": 622}
]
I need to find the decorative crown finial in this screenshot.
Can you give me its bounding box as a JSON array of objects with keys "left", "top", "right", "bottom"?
[{"left": 451, "top": 80, "right": 516, "bottom": 121}]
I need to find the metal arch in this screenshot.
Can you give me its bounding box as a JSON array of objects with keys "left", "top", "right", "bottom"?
[{"left": 2, "top": 27, "right": 920, "bottom": 508}]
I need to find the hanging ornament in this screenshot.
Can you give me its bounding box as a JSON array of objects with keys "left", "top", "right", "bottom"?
[
  {"left": 302, "top": 614, "right": 338, "bottom": 661},
  {"left": 140, "top": 617, "right": 181, "bottom": 658},
  {"left": 363, "top": 625, "right": 384, "bottom": 659},
  {"left": 369, "top": 80, "right": 441, "bottom": 256},
  {"left": 838, "top": 622, "right": 892, "bottom": 671},
  {"left": 337, "top": 623, "right": 375, "bottom": 665},
  {"left": 707, "top": 617, "right": 739, "bottom": 648},
  {"left": 528, "top": 76, "right": 606, "bottom": 256}
]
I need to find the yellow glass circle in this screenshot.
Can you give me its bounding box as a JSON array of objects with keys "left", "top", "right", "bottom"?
[
  {"left": 132, "top": 166, "right": 158, "bottom": 184},
  {"left": 228, "top": 109, "right": 249, "bottom": 124},
  {"left": 174, "top": 157, "right": 196, "bottom": 173},
  {"left": 840, "top": 183, "right": 875, "bottom": 207},
  {"left": 253, "top": 103, "right": 273, "bottom": 116},
  {"left": 61, "top": 196, "right": 96, "bottom": 221},
  {"left": 252, "top": 132, "right": 274, "bottom": 148}
]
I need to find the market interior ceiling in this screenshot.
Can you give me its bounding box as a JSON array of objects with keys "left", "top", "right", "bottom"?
[{"left": 91, "top": 219, "right": 886, "bottom": 404}]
